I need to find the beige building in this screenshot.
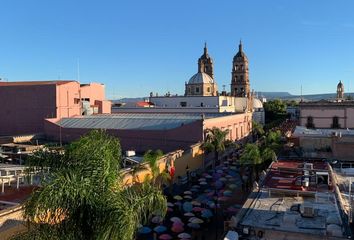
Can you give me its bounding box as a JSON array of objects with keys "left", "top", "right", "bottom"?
[{"left": 300, "top": 81, "right": 354, "bottom": 129}]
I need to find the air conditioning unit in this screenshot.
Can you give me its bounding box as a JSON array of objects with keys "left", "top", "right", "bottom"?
[
  {"left": 300, "top": 204, "right": 315, "bottom": 218},
  {"left": 304, "top": 163, "right": 313, "bottom": 170},
  {"left": 125, "top": 150, "right": 136, "bottom": 157}
]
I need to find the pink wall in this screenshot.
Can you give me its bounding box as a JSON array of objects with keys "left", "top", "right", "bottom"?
[
  {"left": 204, "top": 113, "right": 252, "bottom": 141},
  {"left": 44, "top": 119, "right": 203, "bottom": 153},
  {"left": 80, "top": 83, "right": 105, "bottom": 105},
  {"left": 300, "top": 104, "right": 354, "bottom": 128},
  {"left": 0, "top": 84, "right": 57, "bottom": 135},
  {"left": 56, "top": 81, "right": 82, "bottom": 118},
  {"left": 0, "top": 81, "right": 110, "bottom": 136}
]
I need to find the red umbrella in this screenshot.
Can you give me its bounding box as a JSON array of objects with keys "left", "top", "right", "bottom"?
[
  {"left": 171, "top": 225, "right": 184, "bottom": 233},
  {"left": 192, "top": 207, "right": 204, "bottom": 212},
  {"left": 159, "top": 234, "right": 172, "bottom": 240}
]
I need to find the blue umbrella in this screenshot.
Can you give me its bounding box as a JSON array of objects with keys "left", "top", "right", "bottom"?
[
  {"left": 154, "top": 225, "right": 167, "bottom": 233},
  {"left": 138, "top": 226, "right": 152, "bottom": 234},
  {"left": 201, "top": 209, "right": 213, "bottom": 218},
  {"left": 187, "top": 222, "right": 201, "bottom": 229},
  {"left": 183, "top": 202, "right": 193, "bottom": 212},
  {"left": 215, "top": 180, "right": 223, "bottom": 189}
]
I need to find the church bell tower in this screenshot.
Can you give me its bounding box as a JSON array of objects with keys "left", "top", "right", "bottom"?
[{"left": 231, "top": 41, "right": 250, "bottom": 97}]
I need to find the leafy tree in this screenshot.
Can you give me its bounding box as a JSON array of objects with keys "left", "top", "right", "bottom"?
[
  {"left": 252, "top": 120, "right": 265, "bottom": 139},
  {"left": 202, "top": 127, "right": 229, "bottom": 169},
  {"left": 14, "top": 130, "right": 166, "bottom": 240},
  {"left": 240, "top": 143, "right": 263, "bottom": 182},
  {"left": 265, "top": 130, "right": 282, "bottom": 152},
  {"left": 142, "top": 149, "right": 170, "bottom": 187}
]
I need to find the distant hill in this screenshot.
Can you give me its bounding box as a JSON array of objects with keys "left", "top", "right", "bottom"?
[
  {"left": 259, "top": 92, "right": 354, "bottom": 101},
  {"left": 111, "top": 97, "right": 145, "bottom": 103}
]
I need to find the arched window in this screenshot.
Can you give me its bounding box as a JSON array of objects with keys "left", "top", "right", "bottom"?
[
  {"left": 195, "top": 87, "right": 200, "bottom": 93},
  {"left": 207, "top": 87, "right": 210, "bottom": 92}
]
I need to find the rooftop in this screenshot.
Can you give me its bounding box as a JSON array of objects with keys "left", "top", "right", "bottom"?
[
  {"left": 292, "top": 126, "right": 354, "bottom": 138},
  {"left": 0, "top": 80, "right": 76, "bottom": 86},
  {"left": 240, "top": 190, "right": 344, "bottom": 238},
  {"left": 57, "top": 113, "right": 232, "bottom": 130}
]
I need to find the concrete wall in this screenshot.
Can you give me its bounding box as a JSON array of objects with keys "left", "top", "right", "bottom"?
[
  {"left": 332, "top": 136, "right": 354, "bottom": 161},
  {"left": 44, "top": 119, "right": 204, "bottom": 153}
]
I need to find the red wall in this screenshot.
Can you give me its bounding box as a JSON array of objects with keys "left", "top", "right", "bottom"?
[
  {"left": 44, "top": 119, "right": 203, "bottom": 153},
  {"left": 0, "top": 84, "right": 57, "bottom": 135}
]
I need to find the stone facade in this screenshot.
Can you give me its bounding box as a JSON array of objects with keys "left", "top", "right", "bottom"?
[
  {"left": 231, "top": 41, "right": 250, "bottom": 98},
  {"left": 185, "top": 44, "right": 218, "bottom": 96}
]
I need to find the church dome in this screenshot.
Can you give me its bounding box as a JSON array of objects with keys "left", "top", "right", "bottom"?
[
  {"left": 253, "top": 98, "right": 263, "bottom": 109},
  {"left": 188, "top": 72, "right": 214, "bottom": 84}
]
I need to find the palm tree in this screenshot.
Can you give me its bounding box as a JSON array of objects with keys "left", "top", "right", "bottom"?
[
  {"left": 202, "top": 127, "right": 230, "bottom": 169},
  {"left": 142, "top": 149, "right": 170, "bottom": 188},
  {"left": 240, "top": 143, "right": 263, "bottom": 182},
  {"left": 252, "top": 120, "right": 265, "bottom": 140},
  {"left": 13, "top": 130, "right": 166, "bottom": 240}
]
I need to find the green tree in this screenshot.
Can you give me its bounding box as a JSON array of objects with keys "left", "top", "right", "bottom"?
[
  {"left": 202, "top": 127, "right": 229, "bottom": 169},
  {"left": 14, "top": 130, "right": 166, "bottom": 240},
  {"left": 240, "top": 143, "right": 263, "bottom": 182},
  {"left": 142, "top": 149, "right": 170, "bottom": 187},
  {"left": 252, "top": 120, "right": 265, "bottom": 139}
]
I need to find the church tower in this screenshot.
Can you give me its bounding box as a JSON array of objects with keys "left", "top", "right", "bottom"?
[
  {"left": 231, "top": 41, "right": 250, "bottom": 97},
  {"left": 337, "top": 80, "right": 344, "bottom": 100},
  {"left": 198, "top": 43, "right": 214, "bottom": 79},
  {"left": 185, "top": 43, "right": 217, "bottom": 96}
]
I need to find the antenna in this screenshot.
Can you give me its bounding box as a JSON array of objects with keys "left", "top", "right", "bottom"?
[{"left": 301, "top": 85, "right": 303, "bottom": 102}]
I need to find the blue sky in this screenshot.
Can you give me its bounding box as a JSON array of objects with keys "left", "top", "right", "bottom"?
[{"left": 1, "top": 0, "right": 354, "bottom": 99}]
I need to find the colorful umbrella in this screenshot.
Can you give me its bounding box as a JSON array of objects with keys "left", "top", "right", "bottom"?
[
  {"left": 189, "top": 217, "right": 204, "bottom": 224},
  {"left": 198, "top": 177, "right": 206, "bottom": 182},
  {"left": 184, "top": 212, "right": 195, "bottom": 217},
  {"left": 171, "top": 225, "right": 184, "bottom": 233},
  {"left": 154, "top": 225, "right": 167, "bottom": 233},
  {"left": 183, "top": 202, "right": 193, "bottom": 212},
  {"left": 159, "top": 234, "right": 172, "bottom": 240},
  {"left": 199, "top": 181, "right": 207, "bottom": 185},
  {"left": 138, "top": 226, "right": 152, "bottom": 234},
  {"left": 170, "top": 217, "right": 182, "bottom": 223},
  {"left": 228, "top": 184, "right": 237, "bottom": 189},
  {"left": 184, "top": 195, "right": 192, "bottom": 199},
  {"left": 184, "top": 191, "right": 192, "bottom": 195},
  {"left": 192, "top": 207, "right": 204, "bottom": 212},
  {"left": 167, "top": 202, "right": 174, "bottom": 207},
  {"left": 178, "top": 233, "right": 191, "bottom": 239},
  {"left": 151, "top": 215, "right": 164, "bottom": 223},
  {"left": 201, "top": 209, "right": 213, "bottom": 218},
  {"left": 174, "top": 195, "right": 183, "bottom": 201},
  {"left": 187, "top": 222, "right": 200, "bottom": 229},
  {"left": 191, "top": 200, "right": 201, "bottom": 206}
]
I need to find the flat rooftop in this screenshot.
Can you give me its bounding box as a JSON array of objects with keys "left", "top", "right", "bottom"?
[
  {"left": 240, "top": 190, "right": 344, "bottom": 238},
  {"left": 57, "top": 113, "right": 233, "bottom": 130},
  {"left": 264, "top": 160, "right": 330, "bottom": 192}
]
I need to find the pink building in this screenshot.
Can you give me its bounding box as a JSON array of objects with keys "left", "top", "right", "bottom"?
[
  {"left": 44, "top": 112, "right": 252, "bottom": 153},
  {"left": 0, "top": 81, "right": 111, "bottom": 136}
]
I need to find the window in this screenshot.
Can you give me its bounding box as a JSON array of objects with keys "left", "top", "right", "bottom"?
[
  {"left": 205, "top": 66, "right": 208, "bottom": 71},
  {"left": 180, "top": 102, "right": 187, "bottom": 107},
  {"left": 241, "top": 88, "right": 244, "bottom": 93},
  {"left": 196, "top": 87, "right": 200, "bottom": 93},
  {"left": 234, "top": 88, "right": 237, "bottom": 93},
  {"left": 240, "top": 75, "right": 244, "bottom": 81},
  {"left": 207, "top": 87, "right": 210, "bottom": 92},
  {"left": 306, "top": 116, "right": 315, "bottom": 128},
  {"left": 241, "top": 65, "right": 244, "bottom": 70},
  {"left": 200, "top": 102, "right": 204, "bottom": 107},
  {"left": 188, "top": 87, "right": 191, "bottom": 93},
  {"left": 332, "top": 116, "right": 340, "bottom": 128},
  {"left": 235, "top": 65, "right": 238, "bottom": 71}
]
